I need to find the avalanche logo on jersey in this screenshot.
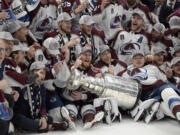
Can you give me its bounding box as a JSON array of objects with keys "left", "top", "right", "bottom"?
[
  {"left": 26, "top": 0, "right": 40, "bottom": 12},
  {"left": 36, "top": 16, "right": 53, "bottom": 32},
  {"left": 130, "top": 68, "right": 148, "bottom": 81},
  {"left": 119, "top": 42, "right": 141, "bottom": 55},
  {"left": 28, "top": 0, "right": 39, "bottom": 5},
  {"left": 110, "top": 14, "right": 122, "bottom": 29}
]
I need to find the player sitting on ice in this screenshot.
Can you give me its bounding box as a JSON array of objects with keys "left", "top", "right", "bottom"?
[
  {"left": 122, "top": 49, "right": 180, "bottom": 124},
  {"left": 12, "top": 61, "right": 69, "bottom": 133},
  {"left": 61, "top": 46, "right": 104, "bottom": 129},
  {"left": 93, "top": 45, "right": 126, "bottom": 124}
]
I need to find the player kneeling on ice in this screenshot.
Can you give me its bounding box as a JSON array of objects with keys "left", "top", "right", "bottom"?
[
  {"left": 61, "top": 47, "right": 104, "bottom": 129},
  {"left": 12, "top": 61, "right": 68, "bottom": 133},
  {"left": 122, "top": 49, "right": 180, "bottom": 124}
]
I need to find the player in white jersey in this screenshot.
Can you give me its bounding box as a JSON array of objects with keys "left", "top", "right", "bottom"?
[
  {"left": 44, "top": 12, "right": 82, "bottom": 64},
  {"left": 164, "top": 16, "right": 180, "bottom": 42},
  {"left": 113, "top": 10, "right": 150, "bottom": 65},
  {"left": 122, "top": 0, "right": 155, "bottom": 32},
  {"left": 27, "top": 0, "right": 60, "bottom": 41},
  {"left": 122, "top": 50, "right": 180, "bottom": 124},
  {"left": 79, "top": 15, "right": 107, "bottom": 63},
  {"left": 92, "top": 0, "right": 124, "bottom": 40}
]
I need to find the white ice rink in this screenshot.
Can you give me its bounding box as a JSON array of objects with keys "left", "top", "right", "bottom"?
[{"left": 25, "top": 117, "right": 180, "bottom": 135}]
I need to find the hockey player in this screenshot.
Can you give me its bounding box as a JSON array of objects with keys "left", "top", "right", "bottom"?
[
  {"left": 92, "top": 0, "right": 124, "bottom": 40},
  {"left": 4, "top": 41, "right": 61, "bottom": 92},
  {"left": 164, "top": 16, "right": 180, "bottom": 42},
  {"left": 12, "top": 61, "right": 69, "bottom": 133},
  {"left": 151, "top": 46, "right": 171, "bottom": 72},
  {"left": 94, "top": 45, "right": 127, "bottom": 76},
  {"left": 0, "top": 38, "right": 11, "bottom": 135},
  {"left": 122, "top": 0, "right": 155, "bottom": 32},
  {"left": 3, "top": 20, "right": 38, "bottom": 48},
  {"left": 122, "top": 50, "right": 146, "bottom": 79},
  {"left": 171, "top": 45, "right": 180, "bottom": 58},
  {"left": 0, "top": 31, "right": 17, "bottom": 57},
  {"left": 123, "top": 49, "right": 180, "bottom": 124},
  {"left": 27, "top": 0, "right": 61, "bottom": 41},
  {"left": 44, "top": 12, "right": 81, "bottom": 64},
  {"left": 92, "top": 45, "right": 127, "bottom": 124},
  {"left": 57, "top": 0, "right": 95, "bottom": 31},
  {"left": 150, "top": 23, "right": 173, "bottom": 57},
  {"left": 79, "top": 15, "right": 107, "bottom": 62},
  {"left": 113, "top": 10, "right": 150, "bottom": 65},
  {"left": 61, "top": 46, "right": 104, "bottom": 129},
  {"left": 170, "top": 57, "right": 180, "bottom": 89},
  {"left": 41, "top": 37, "right": 73, "bottom": 128}
]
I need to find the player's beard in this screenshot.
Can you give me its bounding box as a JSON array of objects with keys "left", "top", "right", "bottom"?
[
  {"left": 82, "top": 27, "right": 91, "bottom": 37},
  {"left": 35, "top": 79, "right": 43, "bottom": 85},
  {"left": 82, "top": 61, "right": 91, "bottom": 69},
  {"left": 60, "top": 25, "right": 71, "bottom": 34},
  {"left": 103, "top": 58, "right": 111, "bottom": 65},
  {"left": 132, "top": 24, "right": 142, "bottom": 33}
]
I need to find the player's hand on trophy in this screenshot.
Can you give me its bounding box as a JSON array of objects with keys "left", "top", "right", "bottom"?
[
  {"left": 95, "top": 72, "right": 103, "bottom": 78},
  {"left": 74, "top": 55, "right": 82, "bottom": 69},
  {"left": 95, "top": 68, "right": 103, "bottom": 77},
  {"left": 71, "top": 91, "right": 83, "bottom": 100},
  {"left": 108, "top": 65, "right": 114, "bottom": 75}
]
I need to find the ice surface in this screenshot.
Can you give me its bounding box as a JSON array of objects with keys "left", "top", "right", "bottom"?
[{"left": 24, "top": 117, "right": 180, "bottom": 135}]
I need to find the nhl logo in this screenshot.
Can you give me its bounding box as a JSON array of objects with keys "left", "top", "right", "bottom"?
[{"left": 111, "top": 8, "right": 114, "bottom": 14}]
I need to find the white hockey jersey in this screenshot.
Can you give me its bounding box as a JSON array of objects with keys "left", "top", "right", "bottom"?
[
  {"left": 113, "top": 30, "right": 150, "bottom": 65},
  {"left": 28, "top": 4, "right": 58, "bottom": 40},
  {"left": 92, "top": 3, "right": 124, "bottom": 40}
]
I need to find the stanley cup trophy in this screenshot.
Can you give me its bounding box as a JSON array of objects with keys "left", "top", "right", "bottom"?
[{"left": 67, "top": 69, "right": 142, "bottom": 110}]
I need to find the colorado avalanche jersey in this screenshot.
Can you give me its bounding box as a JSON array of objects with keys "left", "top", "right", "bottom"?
[
  {"left": 92, "top": 3, "right": 124, "bottom": 40},
  {"left": 113, "top": 30, "right": 150, "bottom": 65}
]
